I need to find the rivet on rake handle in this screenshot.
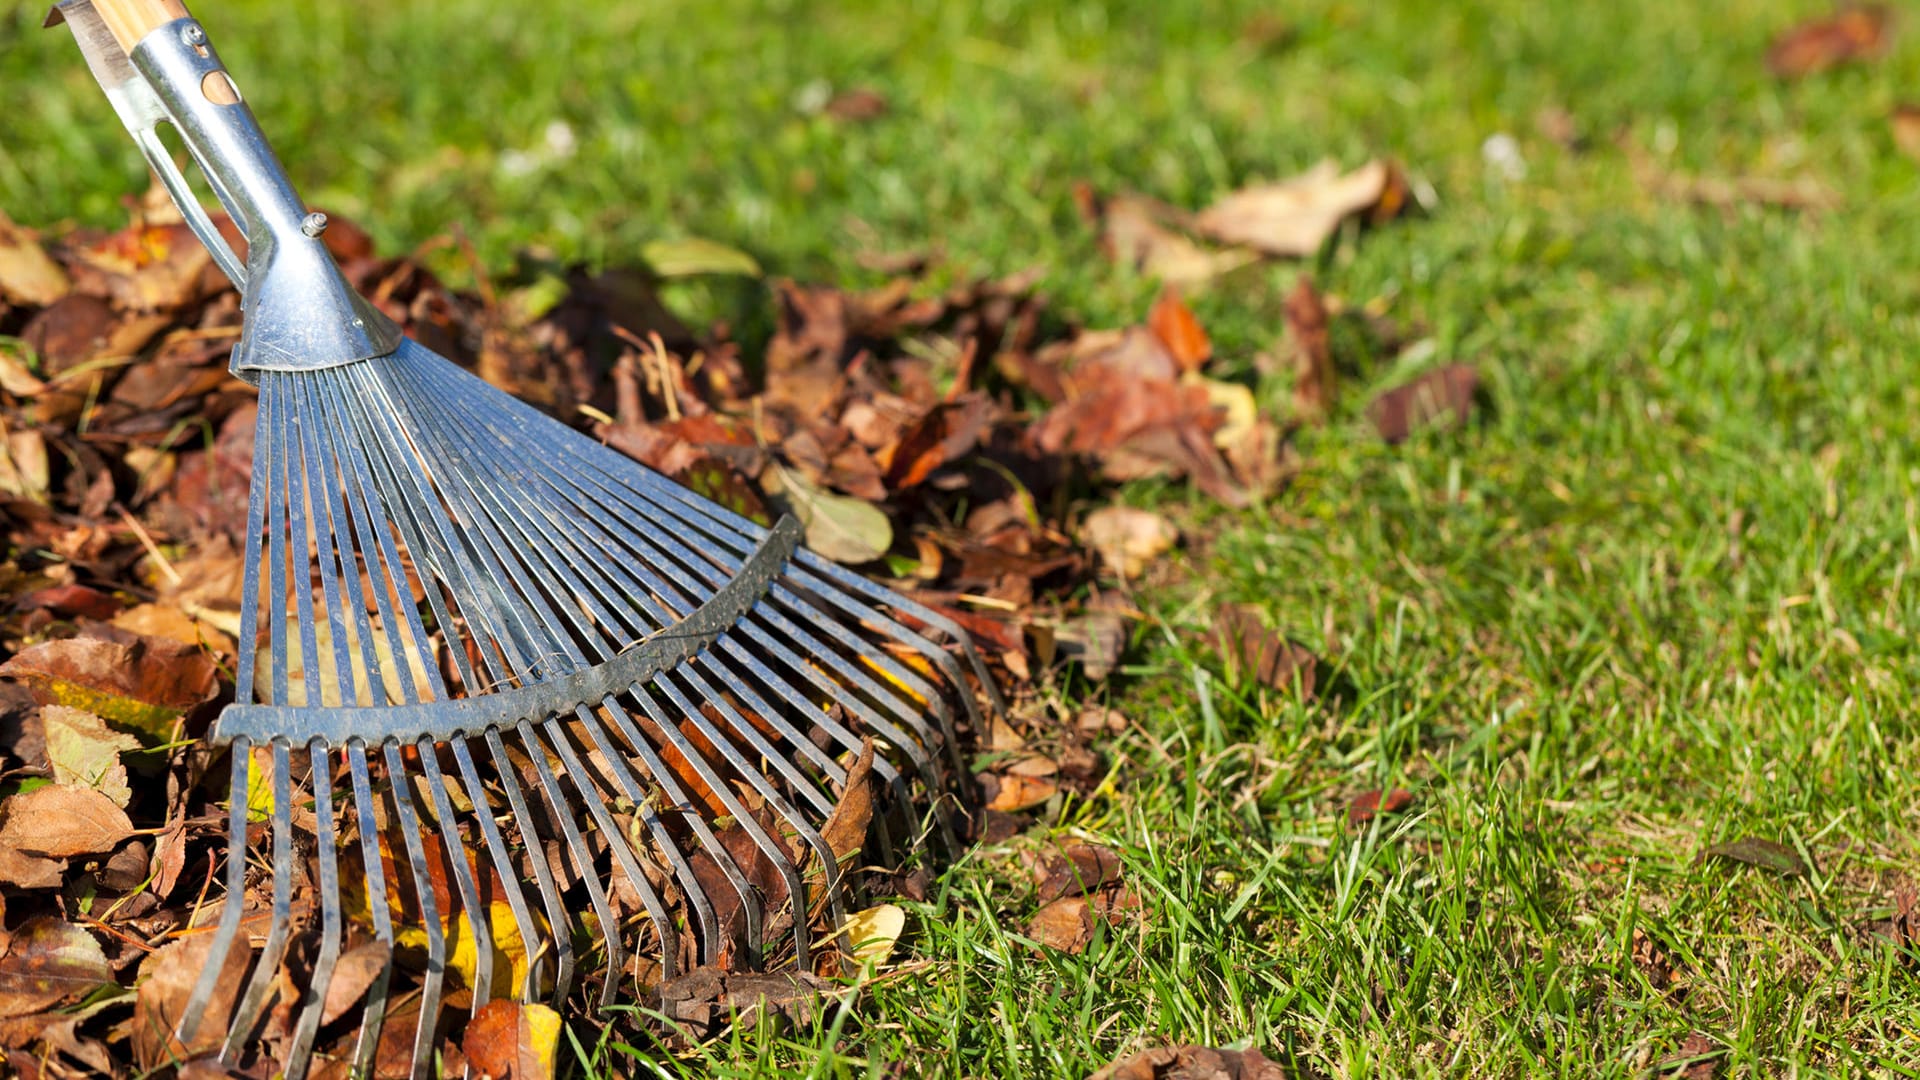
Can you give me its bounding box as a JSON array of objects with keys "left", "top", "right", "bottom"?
[{"left": 57, "top": 1, "right": 1003, "bottom": 1077}]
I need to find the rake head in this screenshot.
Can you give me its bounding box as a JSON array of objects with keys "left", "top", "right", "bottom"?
[{"left": 54, "top": 2, "right": 1000, "bottom": 1077}]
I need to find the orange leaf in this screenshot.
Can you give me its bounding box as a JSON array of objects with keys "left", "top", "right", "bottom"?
[{"left": 1147, "top": 288, "right": 1211, "bottom": 373}]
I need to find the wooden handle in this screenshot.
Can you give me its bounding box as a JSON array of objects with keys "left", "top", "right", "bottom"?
[{"left": 92, "top": 0, "right": 190, "bottom": 54}]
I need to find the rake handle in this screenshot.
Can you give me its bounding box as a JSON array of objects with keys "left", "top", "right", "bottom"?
[{"left": 90, "top": 0, "right": 189, "bottom": 53}]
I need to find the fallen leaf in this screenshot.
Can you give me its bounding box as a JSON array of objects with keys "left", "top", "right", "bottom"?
[
  {"left": 1194, "top": 159, "right": 1408, "bottom": 257},
  {"left": 642, "top": 237, "right": 762, "bottom": 279},
  {"left": 461, "top": 998, "right": 561, "bottom": 1080},
  {"left": 1034, "top": 842, "right": 1124, "bottom": 903},
  {"left": 656, "top": 968, "right": 832, "bottom": 1041},
  {"left": 1210, "top": 605, "right": 1318, "bottom": 696},
  {"left": 1089, "top": 1044, "right": 1290, "bottom": 1080},
  {"left": 841, "top": 903, "right": 905, "bottom": 969},
  {"left": 1366, "top": 363, "right": 1478, "bottom": 444},
  {"left": 1659, "top": 1031, "right": 1722, "bottom": 1080},
  {"left": 1082, "top": 506, "right": 1178, "bottom": 580},
  {"left": 0, "top": 211, "right": 69, "bottom": 307},
  {"left": 0, "top": 629, "right": 219, "bottom": 740},
  {"left": 1703, "top": 837, "right": 1809, "bottom": 877},
  {"left": 0, "top": 784, "right": 134, "bottom": 860},
  {"left": 1766, "top": 4, "right": 1890, "bottom": 78},
  {"left": 823, "top": 87, "right": 890, "bottom": 122},
  {"left": 768, "top": 466, "right": 893, "bottom": 564},
  {"left": 320, "top": 941, "right": 393, "bottom": 1027},
  {"left": 1147, "top": 288, "right": 1212, "bottom": 373},
  {"left": 40, "top": 705, "right": 139, "bottom": 808},
  {"left": 987, "top": 774, "right": 1059, "bottom": 813},
  {"left": 131, "top": 929, "right": 251, "bottom": 1068},
  {"left": 1078, "top": 188, "right": 1256, "bottom": 287},
  {"left": 1054, "top": 611, "right": 1127, "bottom": 680},
  {"left": 1025, "top": 885, "right": 1139, "bottom": 954},
  {"left": 0, "top": 919, "right": 112, "bottom": 1019},
  {"left": 1892, "top": 104, "right": 1920, "bottom": 163},
  {"left": 1348, "top": 788, "right": 1415, "bottom": 825},
  {"left": 1284, "top": 275, "right": 1334, "bottom": 421}
]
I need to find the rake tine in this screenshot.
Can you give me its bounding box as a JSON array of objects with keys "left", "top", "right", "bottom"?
[
  {"left": 481, "top": 727, "right": 573, "bottom": 1002},
  {"left": 535, "top": 714, "right": 683, "bottom": 984},
  {"left": 178, "top": 737, "right": 252, "bottom": 1041},
  {"left": 224, "top": 737, "right": 295, "bottom": 1058},
  {"left": 415, "top": 738, "right": 494, "bottom": 1012},
  {"left": 382, "top": 740, "right": 444, "bottom": 1080},
  {"left": 283, "top": 739, "right": 341, "bottom": 1080},
  {"left": 346, "top": 738, "right": 395, "bottom": 1080},
  {"left": 448, "top": 736, "right": 546, "bottom": 1003},
  {"left": 516, "top": 719, "right": 626, "bottom": 1008},
  {"left": 568, "top": 699, "right": 737, "bottom": 964}
]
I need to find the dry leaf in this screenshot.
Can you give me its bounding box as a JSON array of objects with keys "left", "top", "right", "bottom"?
[
  {"left": 461, "top": 999, "right": 561, "bottom": 1080},
  {"left": 1367, "top": 363, "right": 1478, "bottom": 444},
  {"left": 817, "top": 738, "right": 878, "bottom": 867},
  {"left": 0, "top": 784, "right": 134, "bottom": 860},
  {"left": 1080, "top": 188, "right": 1256, "bottom": 287},
  {"left": 1147, "top": 288, "right": 1212, "bottom": 373},
  {"left": 841, "top": 903, "right": 905, "bottom": 969},
  {"left": 1082, "top": 506, "right": 1179, "bottom": 580},
  {"left": 1210, "top": 605, "right": 1318, "bottom": 696},
  {"left": 1766, "top": 4, "right": 1891, "bottom": 78},
  {"left": 1034, "top": 842, "right": 1124, "bottom": 903},
  {"left": 1284, "top": 275, "right": 1334, "bottom": 421},
  {"left": 40, "top": 705, "right": 139, "bottom": 808},
  {"left": 1195, "top": 159, "right": 1408, "bottom": 257},
  {"left": 1892, "top": 104, "right": 1920, "bottom": 163},
  {"left": 0, "top": 919, "right": 112, "bottom": 1019},
  {"left": 1348, "top": 788, "right": 1415, "bottom": 825},
  {"left": 987, "top": 774, "right": 1059, "bottom": 813},
  {"left": 1089, "top": 1044, "right": 1290, "bottom": 1080},
  {"left": 132, "top": 929, "right": 251, "bottom": 1068},
  {"left": 1702, "top": 837, "right": 1809, "bottom": 876},
  {"left": 0, "top": 629, "right": 219, "bottom": 740},
  {"left": 0, "top": 211, "right": 70, "bottom": 307}
]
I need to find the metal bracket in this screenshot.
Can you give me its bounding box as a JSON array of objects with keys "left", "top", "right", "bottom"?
[{"left": 210, "top": 515, "right": 806, "bottom": 746}]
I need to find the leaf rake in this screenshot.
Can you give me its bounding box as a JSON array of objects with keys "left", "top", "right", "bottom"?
[{"left": 51, "top": 2, "right": 1000, "bottom": 1076}]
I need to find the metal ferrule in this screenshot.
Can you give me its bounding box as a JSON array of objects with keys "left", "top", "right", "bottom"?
[{"left": 52, "top": 1, "right": 401, "bottom": 380}]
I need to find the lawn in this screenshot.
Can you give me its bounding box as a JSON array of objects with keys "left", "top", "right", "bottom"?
[{"left": 5, "top": 0, "right": 1920, "bottom": 1076}]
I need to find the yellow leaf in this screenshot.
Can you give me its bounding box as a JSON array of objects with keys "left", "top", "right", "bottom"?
[
  {"left": 520, "top": 1003, "right": 562, "bottom": 1080},
  {"left": 842, "top": 902, "right": 905, "bottom": 970},
  {"left": 394, "top": 900, "right": 532, "bottom": 994}
]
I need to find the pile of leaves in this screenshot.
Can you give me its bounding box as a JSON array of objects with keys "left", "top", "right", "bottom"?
[{"left": 0, "top": 145, "right": 1460, "bottom": 1076}]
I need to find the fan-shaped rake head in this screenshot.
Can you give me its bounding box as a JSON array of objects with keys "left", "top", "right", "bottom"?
[
  {"left": 52, "top": 2, "right": 1002, "bottom": 1076},
  {"left": 178, "top": 344, "right": 996, "bottom": 1078}
]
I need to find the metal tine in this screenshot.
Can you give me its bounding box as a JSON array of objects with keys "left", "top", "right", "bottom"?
[
  {"left": 381, "top": 739, "right": 445, "bottom": 1080},
  {"left": 513, "top": 719, "right": 626, "bottom": 1008},
  {"left": 346, "top": 739, "right": 395, "bottom": 1080},
  {"left": 179, "top": 737, "right": 253, "bottom": 1040},
  {"left": 531, "top": 714, "right": 684, "bottom": 986},
  {"left": 481, "top": 727, "right": 574, "bottom": 1003},
  {"left": 365, "top": 382, "right": 762, "bottom": 962},
  {"left": 283, "top": 739, "right": 341, "bottom": 1080},
  {"left": 224, "top": 737, "right": 295, "bottom": 1058},
  {"left": 414, "top": 738, "right": 494, "bottom": 1011},
  {"left": 408, "top": 353, "right": 1003, "bottom": 735},
  {"left": 385, "top": 405, "right": 827, "bottom": 962},
  {"left": 413, "top": 403, "right": 949, "bottom": 812},
  {"left": 179, "top": 366, "right": 277, "bottom": 1041},
  {"left": 447, "top": 737, "right": 550, "bottom": 1004}
]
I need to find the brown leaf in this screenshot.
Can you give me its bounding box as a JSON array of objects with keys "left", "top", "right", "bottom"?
[
  {"left": 1089, "top": 1044, "right": 1290, "bottom": 1080},
  {"left": 15, "top": 584, "right": 122, "bottom": 622},
  {"left": 1082, "top": 506, "right": 1179, "bottom": 580},
  {"left": 0, "top": 784, "right": 134, "bottom": 860},
  {"left": 1702, "top": 837, "right": 1809, "bottom": 876},
  {"left": 40, "top": 705, "right": 139, "bottom": 808},
  {"left": 1147, "top": 289, "right": 1212, "bottom": 373},
  {"left": 131, "top": 929, "right": 251, "bottom": 1068},
  {"left": 67, "top": 221, "right": 218, "bottom": 312},
  {"left": 1366, "top": 363, "right": 1478, "bottom": 444},
  {"left": 656, "top": 968, "right": 832, "bottom": 1042},
  {"left": 1348, "top": 788, "right": 1415, "bottom": 825},
  {"left": 1284, "top": 275, "right": 1334, "bottom": 421},
  {"left": 463, "top": 998, "right": 521, "bottom": 1079},
  {"left": 1026, "top": 896, "right": 1095, "bottom": 952},
  {"left": 0, "top": 919, "right": 112, "bottom": 1020},
  {"left": 1892, "top": 104, "right": 1920, "bottom": 163},
  {"left": 321, "top": 940, "right": 393, "bottom": 1027},
  {"left": 1034, "top": 843, "right": 1124, "bottom": 903},
  {"left": 0, "top": 212, "right": 69, "bottom": 307},
  {"left": 0, "top": 628, "right": 219, "bottom": 738},
  {"left": 818, "top": 738, "right": 878, "bottom": 866},
  {"left": 1766, "top": 4, "right": 1890, "bottom": 78},
  {"left": 19, "top": 295, "right": 117, "bottom": 374},
  {"left": 1659, "top": 1031, "right": 1721, "bottom": 1080},
  {"left": 1078, "top": 188, "right": 1257, "bottom": 287},
  {"left": 1210, "top": 605, "right": 1318, "bottom": 696},
  {"left": 987, "top": 774, "right": 1059, "bottom": 813},
  {"left": 877, "top": 396, "right": 993, "bottom": 490},
  {"left": 823, "top": 87, "right": 890, "bottom": 122},
  {"left": 1195, "top": 159, "right": 1407, "bottom": 257},
  {"left": 1054, "top": 611, "right": 1128, "bottom": 680}
]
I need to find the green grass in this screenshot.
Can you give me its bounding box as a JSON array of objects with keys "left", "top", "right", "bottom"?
[{"left": 9, "top": 0, "right": 1920, "bottom": 1075}]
